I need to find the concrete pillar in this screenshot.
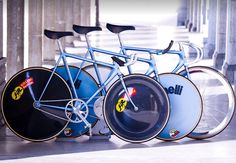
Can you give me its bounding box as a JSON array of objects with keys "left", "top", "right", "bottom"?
[
  {"left": 7, "top": 0, "right": 24, "bottom": 79},
  {"left": 42, "top": 0, "right": 56, "bottom": 65},
  {"left": 223, "top": 0, "right": 236, "bottom": 83},
  {"left": 28, "top": 0, "right": 43, "bottom": 67},
  {"left": 64, "top": 0, "right": 73, "bottom": 30},
  {"left": 0, "top": 0, "right": 6, "bottom": 92},
  {"left": 203, "top": 0, "right": 217, "bottom": 58},
  {"left": 80, "top": 0, "right": 91, "bottom": 26},
  {"left": 191, "top": 0, "right": 198, "bottom": 31},
  {"left": 95, "top": 0, "right": 100, "bottom": 26},
  {"left": 73, "top": 0, "right": 81, "bottom": 25},
  {"left": 64, "top": 0, "right": 74, "bottom": 44},
  {"left": 55, "top": 0, "right": 66, "bottom": 31},
  {"left": 41, "top": 0, "right": 92, "bottom": 65},
  {"left": 202, "top": 0, "right": 207, "bottom": 25},
  {"left": 55, "top": 0, "right": 68, "bottom": 48},
  {"left": 0, "top": 0, "right": 5, "bottom": 137},
  {"left": 187, "top": 0, "right": 194, "bottom": 31},
  {"left": 187, "top": 0, "right": 203, "bottom": 32},
  {"left": 212, "top": 0, "right": 227, "bottom": 69},
  {"left": 188, "top": 0, "right": 202, "bottom": 32},
  {"left": 177, "top": 0, "right": 188, "bottom": 26},
  {"left": 196, "top": 0, "right": 204, "bottom": 32},
  {"left": 0, "top": 0, "right": 2, "bottom": 58}
]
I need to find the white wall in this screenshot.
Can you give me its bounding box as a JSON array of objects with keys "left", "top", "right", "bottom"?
[{"left": 99, "top": 0, "right": 181, "bottom": 26}]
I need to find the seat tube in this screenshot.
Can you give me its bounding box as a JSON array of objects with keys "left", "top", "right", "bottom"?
[{"left": 62, "top": 55, "right": 78, "bottom": 98}]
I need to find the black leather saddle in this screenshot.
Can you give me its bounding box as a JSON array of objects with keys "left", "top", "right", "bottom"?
[
  {"left": 73, "top": 24, "right": 102, "bottom": 35},
  {"left": 44, "top": 29, "right": 74, "bottom": 39},
  {"left": 106, "top": 23, "right": 135, "bottom": 33}
]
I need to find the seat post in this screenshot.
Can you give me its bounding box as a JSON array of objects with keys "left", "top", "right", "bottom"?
[
  {"left": 117, "top": 33, "right": 124, "bottom": 47},
  {"left": 84, "top": 34, "right": 91, "bottom": 48},
  {"left": 56, "top": 39, "right": 64, "bottom": 53}
]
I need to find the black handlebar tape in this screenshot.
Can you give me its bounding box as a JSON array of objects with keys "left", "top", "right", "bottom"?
[{"left": 162, "top": 40, "right": 174, "bottom": 54}]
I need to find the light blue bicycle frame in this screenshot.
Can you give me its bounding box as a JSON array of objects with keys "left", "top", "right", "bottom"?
[
  {"left": 76, "top": 32, "right": 202, "bottom": 90},
  {"left": 35, "top": 39, "right": 140, "bottom": 129}
]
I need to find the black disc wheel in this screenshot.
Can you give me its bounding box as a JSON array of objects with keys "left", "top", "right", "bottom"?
[
  {"left": 103, "top": 74, "right": 170, "bottom": 143},
  {"left": 1, "top": 67, "right": 72, "bottom": 142}
]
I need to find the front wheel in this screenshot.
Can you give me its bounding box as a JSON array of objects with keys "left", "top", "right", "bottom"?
[
  {"left": 103, "top": 74, "right": 170, "bottom": 143},
  {"left": 179, "top": 66, "right": 235, "bottom": 139}
]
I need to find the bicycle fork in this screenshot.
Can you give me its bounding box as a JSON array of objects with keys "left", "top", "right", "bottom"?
[{"left": 117, "top": 67, "right": 139, "bottom": 112}]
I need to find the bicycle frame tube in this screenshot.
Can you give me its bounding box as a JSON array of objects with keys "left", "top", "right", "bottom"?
[
  {"left": 37, "top": 48, "right": 121, "bottom": 109},
  {"left": 87, "top": 46, "right": 159, "bottom": 77},
  {"left": 82, "top": 43, "right": 187, "bottom": 82}
]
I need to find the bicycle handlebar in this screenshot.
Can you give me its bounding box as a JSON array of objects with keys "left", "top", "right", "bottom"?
[
  {"left": 162, "top": 40, "right": 174, "bottom": 54},
  {"left": 177, "top": 41, "right": 203, "bottom": 65}
]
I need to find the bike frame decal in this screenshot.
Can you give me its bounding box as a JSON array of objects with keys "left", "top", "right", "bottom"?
[
  {"left": 20, "top": 77, "right": 34, "bottom": 89},
  {"left": 11, "top": 77, "right": 34, "bottom": 100},
  {"left": 116, "top": 97, "right": 127, "bottom": 112}
]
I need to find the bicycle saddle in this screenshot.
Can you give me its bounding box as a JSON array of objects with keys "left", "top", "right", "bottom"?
[
  {"left": 106, "top": 23, "right": 135, "bottom": 33},
  {"left": 44, "top": 29, "right": 74, "bottom": 39},
  {"left": 73, "top": 24, "right": 102, "bottom": 35}
]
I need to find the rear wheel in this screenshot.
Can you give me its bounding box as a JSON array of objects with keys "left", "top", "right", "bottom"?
[{"left": 1, "top": 67, "right": 72, "bottom": 142}]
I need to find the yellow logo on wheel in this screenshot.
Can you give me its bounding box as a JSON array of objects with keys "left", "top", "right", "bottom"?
[
  {"left": 11, "top": 77, "right": 34, "bottom": 101},
  {"left": 116, "top": 97, "right": 127, "bottom": 112},
  {"left": 11, "top": 86, "right": 24, "bottom": 100}
]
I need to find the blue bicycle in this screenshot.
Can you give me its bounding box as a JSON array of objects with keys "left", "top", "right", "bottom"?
[
  {"left": 1, "top": 29, "right": 170, "bottom": 143},
  {"left": 69, "top": 24, "right": 203, "bottom": 141},
  {"left": 68, "top": 23, "right": 234, "bottom": 140},
  {"left": 105, "top": 23, "right": 235, "bottom": 140}
]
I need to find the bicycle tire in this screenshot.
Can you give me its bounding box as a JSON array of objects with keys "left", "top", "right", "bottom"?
[
  {"left": 103, "top": 74, "right": 170, "bottom": 143},
  {"left": 55, "top": 66, "right": 99, "bottom": 137},
  {"left": 179, "top": 66, "right": 235, "bottom": 139},
  {"left": 1, "top": 67, "right": 72, "bottom": 141}
]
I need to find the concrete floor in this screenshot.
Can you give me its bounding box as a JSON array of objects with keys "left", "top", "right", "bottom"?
[
  {"left": 0, "top": 125, "right": 236, "bottom": 163},
  {"left": 1, "top": 25, "right": 236, "bottom": 162}
]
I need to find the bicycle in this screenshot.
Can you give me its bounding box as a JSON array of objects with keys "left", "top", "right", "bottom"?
[
  {"left": 71, "top": 24, "right": 203, "bottom": 141},
  {"left": 1, "top": 29, "right": 170, "bottom": 143},
  {"left": 105, "top": 23, "right": 235, "bottom": 140}
]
